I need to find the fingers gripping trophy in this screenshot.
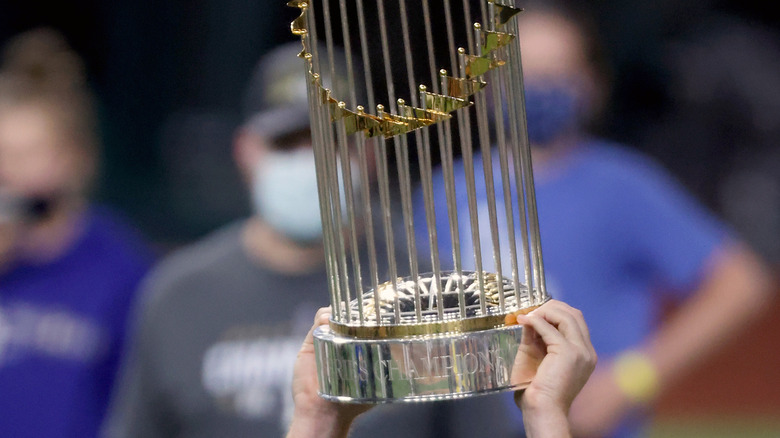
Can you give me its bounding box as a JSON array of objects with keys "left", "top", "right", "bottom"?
[{"left": 288, "top": 0, "right": 550, "bottom": 402}]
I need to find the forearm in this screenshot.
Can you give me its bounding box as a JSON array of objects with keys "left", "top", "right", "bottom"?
[{"left": 644, "top": 244, "right": 773, "bottom": 389}]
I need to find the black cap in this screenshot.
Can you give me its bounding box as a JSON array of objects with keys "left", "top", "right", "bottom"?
[
  {"left": 242, "top": 41, "right": 311, "bottom": 140},
  {"left": 242, "top": 41, "right": 364, "bottom": 140}
]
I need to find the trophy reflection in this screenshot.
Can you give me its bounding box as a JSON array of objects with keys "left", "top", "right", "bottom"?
[{"left": 289, "top": 0, "right": 550, "bottom": 402}]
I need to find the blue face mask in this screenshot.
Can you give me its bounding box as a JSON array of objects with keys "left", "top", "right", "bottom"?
[{"left": 519, "top": 82, "right": 582, "bottom": 146}]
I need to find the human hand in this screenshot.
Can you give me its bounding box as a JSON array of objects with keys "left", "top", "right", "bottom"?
[
  {"left": 287, "top": 307, "right": 372, "bottom": 438},
  {"left": 513, "top": 300, "right": 598, "bottom": 437}
]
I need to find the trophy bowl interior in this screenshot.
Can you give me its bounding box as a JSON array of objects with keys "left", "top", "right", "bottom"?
[{"left": 331, "top": 271, "right": 538, "bottom": 338}]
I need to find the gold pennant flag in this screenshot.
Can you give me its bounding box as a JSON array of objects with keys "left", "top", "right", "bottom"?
[
  {"left": 421, "top": 91, "right": 472, "bottom": 114},
  {"left": 343, "top": 110, "right": 383, "bottom": 136},
  {"left": 481, "top": 30, "right": 515, "bottom": 53},
  {"left": 290, "top": 8, "right": 308, "bottom": 36},
  {"left": 290, "top": 0, "right": 522, "bottom": 138},
  {"left": 465, "top": 55, "right": 507, "bottom": 78},
  {"left": 489, "top": 0, "right": 523, "bottom": 28},
  {"left": 444, "top": 75, "right": 487, "bottom": 99}
]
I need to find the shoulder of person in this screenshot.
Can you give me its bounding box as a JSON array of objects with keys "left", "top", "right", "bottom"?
[
  {"left": 577, "top": 140, "right": 681, "bottom": 190},
  {"left": 133, "top": 220, "right": 247, "bottom": 316},
  {"left": 83, "top": 204, "right": 156, "bottom": 274}
]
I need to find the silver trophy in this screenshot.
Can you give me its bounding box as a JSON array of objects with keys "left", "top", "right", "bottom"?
[{"left": 289, "top": 0, "right": 550, "bottom": 402}]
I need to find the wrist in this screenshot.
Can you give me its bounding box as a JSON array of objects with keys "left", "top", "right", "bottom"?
[
  {"left": 612, "top": 350, "right": 660, "bottom": 404},
  {"left": 520, "top": 397, "right": 572, "bottom": 438}
]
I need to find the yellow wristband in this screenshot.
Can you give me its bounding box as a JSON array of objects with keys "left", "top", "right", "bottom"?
[{"left": 612, "top": 351, "right": 659, "bottom": 404}]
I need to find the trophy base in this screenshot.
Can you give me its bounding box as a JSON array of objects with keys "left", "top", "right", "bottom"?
[{"left": 313, "top": 324, "right": 536, "bottom": 403}]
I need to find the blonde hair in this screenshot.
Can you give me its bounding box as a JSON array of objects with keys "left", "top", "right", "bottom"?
[{"left": 0, "top": 27, "right": 99, "bottom": 165}]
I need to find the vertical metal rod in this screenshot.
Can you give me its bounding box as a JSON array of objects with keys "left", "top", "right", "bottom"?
[
  {"left": 355, "top": 0, "right": 376, "bottom": 110},
  {"left": 424, "top": 1, "right": 465, "bottom": 317},
  {"left": 338, "top": 0, "right": 358, "bottom": 107},
  {"left": 415, "top": 90, "right": 444, "bottom": 320},
  {"left": 398, "top": 0, "right": 417, "bottom": 104},
  {"left": 461, "top": 0, "right": 474, "bottom": 58},
  {"left": 336, "top": 106, "right": 364, "bottom": 322},
  {"left": 317, "top": 121, "right": 345, "bottom": 319},
  {"left": 397, "top": 0, "right": 424, "bottom": 321},
  {"left": 398, "top": 0, "right": 442, "bottom": 320},
  {"left": 317, "top": 0, "right": 352, "bottom": 319},
  {"left": 355, "top": 131, "right": 378, "bottom": 325},
  {"left": 395, "top": 132, "right": 422, "bottom": 320},
  {"left": 306, "top": 69, "right": 340, "bottom": 322},
  {"left": 376, "top": 0, "right": 400, "bottom": 308},
  {"left": 440, "top": 71, "right": 466, "bottom": 318},
  {"left": 375, "top": 0, "right": 396, "bottom": 112},
  {"left": 457, "top": 47, "right": 486, "bottom": 315},
  {"left": 376, "top": 136, "right": 400, "bottom": 322},
  {"left": 502, "top": 56, "right": 533, "bottom": 305},
  {"left": 472, "top": 23, "right": 506, "bottom": 313},
  {"left": 323, "top": 102, "right": 352, "bottom": 322},
  {"left": 305, "top": 6, "right": 342, "bottom": 321},
  {"left": 320, "top": 0, "right": 339, "bottom": 96},
  {"left": 485, "top": 0, "right": 531, "bottom": 309},
  {"left": 422, "top": 0, "right": 466, "bottom": 318},
  {"left": 308, "top": 0, "right": 321, "bottom": 74},
  {"left": 478, "top": 0, "right": 488, "bottom": 29},
  {"left": 354, "top": 0, "right": 381, "bottom": 323},
  {"left": 421, "top": 2, "right": 467, "bottom": 317},
  {"left": 442, "top": 0, "right": 458, "bottom": 75},
  {"left": 439, "top": 7, "right": 467, "bottom": 317},
  {"left": 369, "top": 136, "right": 385, "bottom": 325},
  {"left": 493, "top": 64, "right": 522, "bottom": 307},
  {"left": 421, "top": 0, "right": 439, "bottom": 93},
  {"left": 506, "top": 0, "right": 547, "bottom": 301},
  {"left": 487, "top": 0, "right": 522, "bottom": 307},
  {"left": 422, "top": 0, "right": 449, "bottom": 317},
  {"left": 335, "top": 0, "right": 361, "bottom": 322}
]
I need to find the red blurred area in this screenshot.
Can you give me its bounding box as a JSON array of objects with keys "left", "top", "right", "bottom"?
[{"left": 657, "top": 274, "right": 780, "bottom": 417}]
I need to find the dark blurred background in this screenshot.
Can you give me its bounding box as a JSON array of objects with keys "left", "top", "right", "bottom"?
[
  {"left": 2, "top": 0, "right": 778, "bottom": 252},
  {"left": 1, "top": 0, "right": 778, "bottom": 434},
  {"left": 0, "top": 0, "right": 298, "bottom": 248},
  {"left": 0, "top": 0, "right": 776, "bottom": 247}
]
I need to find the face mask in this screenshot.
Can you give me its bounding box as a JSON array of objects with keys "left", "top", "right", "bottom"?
[
  {"left": 24, "top": 197, "right": 57, "bottom": 221},
  {"left": 0, "top": 190, "right": 57, "bottom": 224},
  {"left": 518, "top": 81, "right": 582, "bottom": 146},
  {"left": 252, "top": 148, "right": 360, "bottom": 245},
  {"left": 252, "top": 148, "right": 323, "bottom": 244}
]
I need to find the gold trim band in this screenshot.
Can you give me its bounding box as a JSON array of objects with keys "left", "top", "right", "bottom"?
[{"left": 330, "top": 304, "right": 542, "bottom": 339}]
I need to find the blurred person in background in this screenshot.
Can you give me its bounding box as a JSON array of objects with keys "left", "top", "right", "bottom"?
[
  {"left": 0, "top": 28, "right": 154, "bottom": 437},
  {"left": 413, "top": 1, "right": 774, "bottom": 437},
  {"left": 104, "top": 41, "right": 405, "bottom": 438}
]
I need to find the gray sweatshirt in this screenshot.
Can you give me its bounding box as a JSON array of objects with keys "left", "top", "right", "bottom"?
[{"left": 104, "top": 221, "right": 520, "bottom": 438}]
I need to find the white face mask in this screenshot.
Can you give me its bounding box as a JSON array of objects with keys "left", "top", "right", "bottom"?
[
  {"left": 252, "top": 148, "right": 323, "bottom": 244},
  {"left": 251, "top": 148, "right": 359, "bottom": 245}
]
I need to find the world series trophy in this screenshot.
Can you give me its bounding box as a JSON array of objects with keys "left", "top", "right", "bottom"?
[{"left": 289, "top": 0, "right": 550, "bottom": 402}]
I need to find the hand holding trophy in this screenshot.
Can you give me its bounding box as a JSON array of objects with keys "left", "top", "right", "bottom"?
[{"left": 289, "top": 302, "right": 596, "bottom": 437}]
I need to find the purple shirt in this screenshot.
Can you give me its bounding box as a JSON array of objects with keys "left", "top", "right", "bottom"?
[{"left": 0, "top": 206, "right": 154, "bottom": 437}]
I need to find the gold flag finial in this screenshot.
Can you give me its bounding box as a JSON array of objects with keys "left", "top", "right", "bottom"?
[{"left": 288, "top": 0, "right": 523, "bottom": 138}]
